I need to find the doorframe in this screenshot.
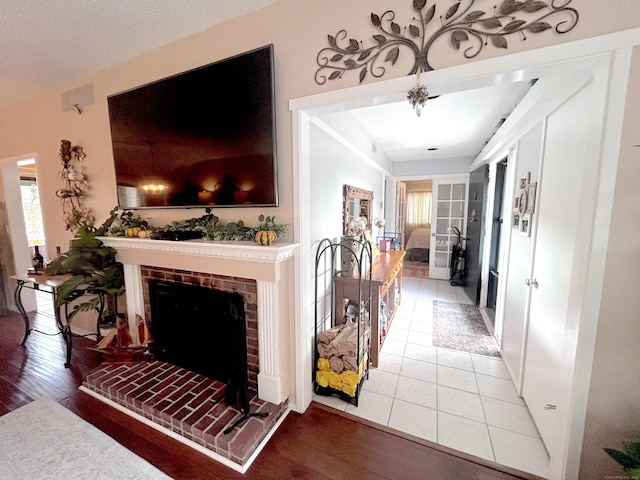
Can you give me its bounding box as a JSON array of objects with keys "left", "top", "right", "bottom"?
[
  {"left": 480, "top": 157, "right": 508, "bottom": 319},
  {"left": 290, "top": 29, "right": 638, "bottom": 480},
  {"left": 0, "top": 153, "right": 41, "bottom": 312}
]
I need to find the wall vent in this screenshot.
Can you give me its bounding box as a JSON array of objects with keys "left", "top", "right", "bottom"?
[{"left": 61, "top": 83, "right": 94, "bottom": 113}]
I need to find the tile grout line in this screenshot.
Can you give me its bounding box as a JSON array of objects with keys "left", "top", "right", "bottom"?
[{"left": 317, "top": 276, "right": 547, "bottom": 475}]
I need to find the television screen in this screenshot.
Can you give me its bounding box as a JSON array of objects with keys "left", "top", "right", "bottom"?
[{"left": 107, "top": 45, "right": 277, "bottom": 209}]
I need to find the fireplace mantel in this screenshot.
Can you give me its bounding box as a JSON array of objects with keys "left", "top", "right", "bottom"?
[
  {"left": 100, "top": 236, "right": 298, "bottom": 405},
  {"left": 100, "top": 237, "right": 297, "bottom": 281}
]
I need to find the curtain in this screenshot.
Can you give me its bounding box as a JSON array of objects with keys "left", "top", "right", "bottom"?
[{"left": 406, "top": 191, "right": 432, "bottom": 227}]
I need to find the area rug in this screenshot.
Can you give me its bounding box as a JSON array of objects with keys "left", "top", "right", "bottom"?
[
  {"left": 433, "top": 301, "right": 500, "bottom": 357},
  {"left": 0, "top": 397, "right": 171, "bottom": 479}
]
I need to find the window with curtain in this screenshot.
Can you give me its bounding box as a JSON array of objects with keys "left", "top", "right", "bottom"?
[{"left": 406, "top": 191, "right": 432, "bottom": 228}]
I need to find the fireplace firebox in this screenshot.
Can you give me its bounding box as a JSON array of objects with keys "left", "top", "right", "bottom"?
[{"left": 149, "top": 279, "right": 249, "bottom": 411}]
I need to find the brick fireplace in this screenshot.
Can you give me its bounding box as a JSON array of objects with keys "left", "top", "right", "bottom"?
[
  {"left": 81, "top": 236, "right": 298, "bottom": 472},
  {"left": 97, "top": 236, "right": 297, "bottom": 405}
]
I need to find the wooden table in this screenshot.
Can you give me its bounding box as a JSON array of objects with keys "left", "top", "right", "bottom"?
[
  {"left": 10, "top": 273, "right": 74, "bottom": 367},
  {"left": 334, "top": 250, "right": 405, "bottom": 367}
]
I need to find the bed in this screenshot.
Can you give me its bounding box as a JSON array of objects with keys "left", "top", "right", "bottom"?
[{"left": 405, "top": 227, "right": 430, "bottom": 262}]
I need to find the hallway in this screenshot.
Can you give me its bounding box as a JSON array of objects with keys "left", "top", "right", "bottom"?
[{"left": 313, "top": 277, "right": 550, "bottom": 478}]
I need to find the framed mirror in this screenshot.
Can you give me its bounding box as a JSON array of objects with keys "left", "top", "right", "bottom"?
[{"left": 343, "top": 185, "right": 373, "bottom": 235}]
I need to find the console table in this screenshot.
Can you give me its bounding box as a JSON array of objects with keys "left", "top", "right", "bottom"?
[
  {"left": 334, "top": 250, "right": 405, "bottom": 367},
  {"left": 10, "top": 273, "right": 74, "bottom": 367}
]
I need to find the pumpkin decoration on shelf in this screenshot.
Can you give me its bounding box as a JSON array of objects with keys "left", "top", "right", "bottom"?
[
  {"left": 110, "top": 209, "right": 152, "bottom": 238},
  {"left": 256, "top": 229, "right": 277, "bottom": 246},
  {"left": 125, "top": 227, "right": 141, "bottom": 237},
  {"left": 254, "top": 215, "right": 283, "bottom": 246},
  {"left": 124, "top": 226, "right": 151, "bottom": 238}
]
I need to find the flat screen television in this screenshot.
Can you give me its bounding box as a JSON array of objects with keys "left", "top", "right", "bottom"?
[{"left": 107, "top": 44, "right": 277, "bottom": 209}]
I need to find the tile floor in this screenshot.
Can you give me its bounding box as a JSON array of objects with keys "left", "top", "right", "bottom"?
[{"left": 313, "top": 277, "right": 550, "bottom": 478}]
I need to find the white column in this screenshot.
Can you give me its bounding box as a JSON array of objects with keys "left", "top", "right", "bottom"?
[
  {"left": 256, "top": 280, "right": 285, "bottom": 404},
  {"left": 123, "top": 263, "right": 143, "bottom": 345}
]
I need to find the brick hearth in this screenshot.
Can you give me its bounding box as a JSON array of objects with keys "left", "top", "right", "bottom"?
[{"left": 82, "top": 360, "right": 288, "bottom": 470}]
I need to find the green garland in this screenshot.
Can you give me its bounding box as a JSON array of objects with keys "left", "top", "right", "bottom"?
[{"left": 107, "top": 208, "right": 287, "bottom": 242}]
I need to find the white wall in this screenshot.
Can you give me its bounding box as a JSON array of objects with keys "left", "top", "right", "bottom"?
[
  {"left": 309, "top": 121, "right": 385, "bottom": 243},
  {"left": 393, "top": 156, "right": 474, "bottom": 177},
  {"left": 578, "top": 45, "right": 640, "bottom": 480},
  {"left": 317, "top": 111, "right": 393, "bottom": 173}
]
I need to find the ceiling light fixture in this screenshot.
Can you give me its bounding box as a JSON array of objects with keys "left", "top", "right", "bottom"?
[{"left": 407, "top": 74, "right": 429, "bottom": 117}]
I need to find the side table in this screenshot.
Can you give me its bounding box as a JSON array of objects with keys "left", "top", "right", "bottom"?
[{"left": 10, "top": 273, "right": 74, "bottom": 367}]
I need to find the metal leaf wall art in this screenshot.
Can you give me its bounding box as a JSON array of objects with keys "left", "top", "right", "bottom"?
[{"left": 315, "top": 0, "right": 579, "bottom": 85}]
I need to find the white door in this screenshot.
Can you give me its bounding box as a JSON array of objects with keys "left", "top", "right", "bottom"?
[
  {"left": 429, "top": 177, "right": 468, "bottom": 280},
  {"left": 500, "top": 124, "right": 543, "bottom": 391},
  {"left": 395, "top": 181, "right": 406, "bottom": 248},
  {"left": 522, "top": 80, "right": 595, "bottom": 451}
]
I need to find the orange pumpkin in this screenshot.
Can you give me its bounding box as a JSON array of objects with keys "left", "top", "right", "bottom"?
[{"left": 255, "top": 230, "right": 277, "bottom": 246}]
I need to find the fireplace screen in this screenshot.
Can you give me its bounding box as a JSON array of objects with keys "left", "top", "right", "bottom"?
[{"left": 149, "top": 280, "right": 247, "bottom": 394}]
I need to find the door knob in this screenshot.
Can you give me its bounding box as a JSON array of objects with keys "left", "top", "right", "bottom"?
[
  {"left": 525, "top": 279, "right": 531, "bottom": 286},
  {"left": 525, "top": 279, "right": 539, "bottom": 288},
  {"left": 544, "top": 404, "right": 557, "bottom": 410},
  {"left": 531, "top": 279, "right": 539, "bottom": 288}
]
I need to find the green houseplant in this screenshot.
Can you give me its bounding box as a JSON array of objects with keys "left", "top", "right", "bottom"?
[
  {"left": 45, "top": 208, "right": 123, "bottom": 328},
  {"left": 605, "top": 436, "right": 640, "bottom": 478}
]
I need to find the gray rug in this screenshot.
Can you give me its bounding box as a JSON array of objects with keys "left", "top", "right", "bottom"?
[
  {"left": 433, "top": 301, "right": 500, "bottom": 357},
  {"left": 0, "top": 397, "right": 171, "bottom": 479}
]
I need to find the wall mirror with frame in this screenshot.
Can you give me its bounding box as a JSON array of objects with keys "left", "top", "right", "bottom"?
[{"left": 343, "top": 185, "right": 373, "bottom": 235}]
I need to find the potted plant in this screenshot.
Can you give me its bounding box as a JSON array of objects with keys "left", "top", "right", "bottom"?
[
  {"left": 45, "top": 208, "right": 123, "bottom": 330},
  {"left": 605, "top": 436, "right": 640, "bottom": 478}
]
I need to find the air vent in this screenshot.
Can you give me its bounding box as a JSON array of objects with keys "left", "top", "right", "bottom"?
[{"left": 61, "top": 83, "right": 94, "bottom": 114}]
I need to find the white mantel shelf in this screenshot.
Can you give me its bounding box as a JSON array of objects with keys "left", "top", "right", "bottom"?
[
  {"left": 99, "top": 236, "right": 299, "bottom": 406},
  {"left": 99, "top": 237, "right": 298, "bottom": 283},
  {"left": 99, "top": 237, "right": 297, "bottom": 263}
]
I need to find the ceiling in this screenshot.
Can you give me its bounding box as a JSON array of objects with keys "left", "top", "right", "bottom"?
[
  {"left": 0, "top": 1, "right": 531, "bottom": 164},
  {"left": 0, "top": 0, "right": 277, "bottom": 111},
  {"left": 347, "top": 81, "right": 532, "bottom": 163}
]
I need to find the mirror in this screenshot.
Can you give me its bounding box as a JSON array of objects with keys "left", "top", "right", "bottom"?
[{"left": 343, "top": 185, "right": 373, "bottom": 235}]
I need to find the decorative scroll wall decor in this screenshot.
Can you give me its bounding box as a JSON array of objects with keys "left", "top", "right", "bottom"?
[
  {"left": 315, "top": 0, "right": 579, "bottom": 85},
  {"left": 56, "top": 139, "right": 94, "bottom": 232}
]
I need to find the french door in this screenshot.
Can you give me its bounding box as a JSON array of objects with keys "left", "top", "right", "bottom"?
[{"left": 429, "top": 177, "right": 469, "bottom": 280}]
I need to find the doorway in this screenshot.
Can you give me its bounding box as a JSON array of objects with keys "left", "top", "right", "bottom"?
[
  {"left": 464, "top": 165, "right": 489, "bottom": 305},
  {"left": 485, "top": 159, "right": 507, "bottom": 327},
  {"left": 18, "top": 159, "right": 47, "bottom": 251},
  {"left": 0, "top": 155, "right": 49, "bottom": 315},
  {"left": 18, "top": 160, "right": 52, "bottom": 316},
  {"left": 292, "top": 35, "right": 630, "bottom": 480}
]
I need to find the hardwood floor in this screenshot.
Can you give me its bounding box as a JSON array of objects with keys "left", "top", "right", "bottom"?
[
  {"left": 403, "top": 260, "right": 430, "bottom": 279},
  {"left": 0, "top": 310, "right": 532, "bottom": 480}
]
